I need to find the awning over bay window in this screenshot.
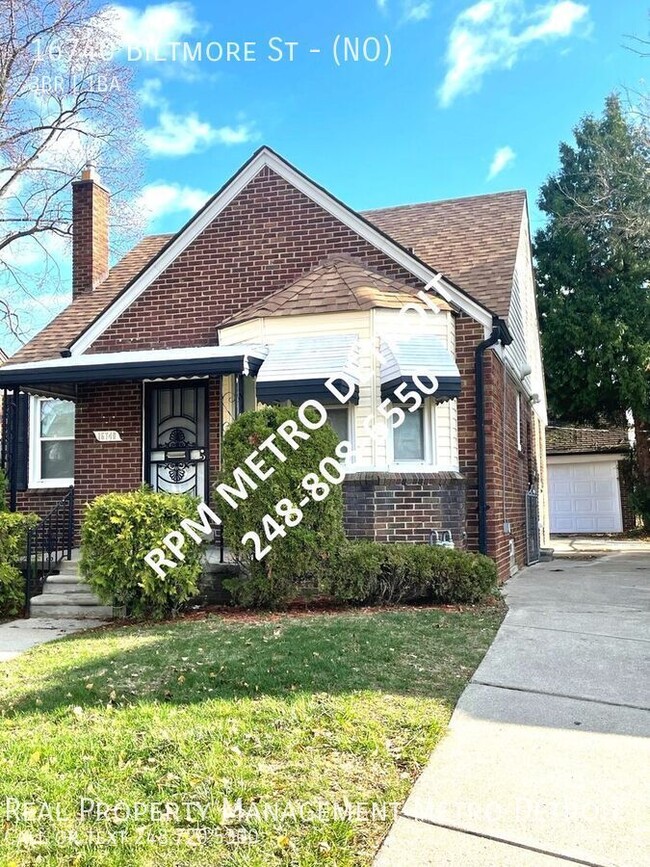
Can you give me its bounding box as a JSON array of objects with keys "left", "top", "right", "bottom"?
[
  {"left": 379, "top": 335, "right": 461, "bottom": 402},
  {"left": 256, "top": 334, "right": 360, "bottom": 405}
]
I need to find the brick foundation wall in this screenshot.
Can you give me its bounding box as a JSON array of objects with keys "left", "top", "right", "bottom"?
[{"left": 343, "top": 472, "right": 466, "bottom": 547}]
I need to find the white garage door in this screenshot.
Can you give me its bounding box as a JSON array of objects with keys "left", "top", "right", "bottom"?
[{"left": 548, "top": 458, "right": 623, "bottom": 534}]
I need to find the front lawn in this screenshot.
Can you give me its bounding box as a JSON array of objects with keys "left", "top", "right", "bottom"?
[{"left": 0, "top": 606, "right": 502, "bottom": 865}]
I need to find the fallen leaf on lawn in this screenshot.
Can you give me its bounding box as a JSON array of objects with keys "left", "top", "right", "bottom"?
[{"left": 72, "top": 706, "right": 83, "bottom": 718}]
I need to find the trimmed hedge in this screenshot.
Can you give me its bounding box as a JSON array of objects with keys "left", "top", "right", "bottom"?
[
  {"left": 0, "top": 512, "right": 39, "bottom": 618},
  {"left": 325, "top": 541, "right": 498, "bottom": 605},
  {"left": 219, "top": 406, "right": 345, "bottom": 608},
  {"left": 80, "top": 488, "right": 203, "bottom": 618}
]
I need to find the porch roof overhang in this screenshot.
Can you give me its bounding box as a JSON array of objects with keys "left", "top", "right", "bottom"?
[
  {"left": 0, "top": 345, "right": 268, "bottom": 393},
  {"left": 380, "top": 335, "right": 461, "bottom": 402},
  {"left": 256, "top": 334, "right": 361, "bottom": 405}
]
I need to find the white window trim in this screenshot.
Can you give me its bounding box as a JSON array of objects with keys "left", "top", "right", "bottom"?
[
  {"left": 28, "top": 396, "right": 75, "bottom": 489},
  {"left": 516, "top": 393, "right": 523, "bottom": 452},
  {"left": 386, "top": 399, "right": 436, "bottom": 470},
  {"left": 324, "top": 404, "right": 355, "bottom": 464}
]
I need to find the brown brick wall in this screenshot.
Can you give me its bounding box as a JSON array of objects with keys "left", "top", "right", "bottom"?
[
  {"left": 88, "top": 167, "right": 422, "bottom": 354},
  {"left": 72, "top": 178, "right": 109, "bottom": 298},
  {"left": 454, "top": 315, "right": 538, "bottom": 581},
  {"left": 483, "top": 353, "right": 535, "bottom": 579},
  {"left": 51, "top": 376, "right": 222, "bottom": 538},
  {"left": 618, "top": 458, "right": 637, "bottom": 532},
  {"left": 343, "top": 472, "right": 466, "bottom": 546},
  {"left": 16, "top": 488, "right": 71, "bottom": 519}
]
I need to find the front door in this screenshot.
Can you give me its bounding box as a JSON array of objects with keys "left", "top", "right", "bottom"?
[{"left": 145, "top": 382, "right": 208, "bottom": 499}]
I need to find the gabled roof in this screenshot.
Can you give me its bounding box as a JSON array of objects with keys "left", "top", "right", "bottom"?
[
  {"left": 363, "top": 190, "right": 527, "bottom": 317},
  {"left": 11, "top": 235, "right": 171, "bottom": 363},
  {"left": 60, "top": 147, "right": 493, "bottom": 356},
  {"left": 546, "top": 426, "right": 631, "bottom": 455},
  {"left": 7, "top": 148, "right": 528, "bottom": 367},
  {"left": 221, "top": 256, "right": 451, "bottom": 327}
]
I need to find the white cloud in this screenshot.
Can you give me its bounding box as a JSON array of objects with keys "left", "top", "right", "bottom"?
[
  {"left": 138, "top": 78, "right": 164, "bottom": 107},
  {"left": 403, "top": 2, "right": 432, "bottom": 21},
  {"left": 439, "top": 0, "right": 590, "bottom": 106},
  {"left": 137, "top": 181, "right": 211, "bottom": 222},
  {"left": 143, "top": 108, "right": 256, "bottom": 156},
  {"left": 110, "top": 2, "right": 198, "bottom": 55},
  {"left": 487, "top": 145, "right": 516, "bottom": 179},
  {"left": 377, "top": 0, "right": 431, "bottom": 21}
]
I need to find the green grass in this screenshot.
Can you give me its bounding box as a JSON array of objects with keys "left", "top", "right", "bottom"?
[{"left": 0, "top": 605, "right": 503, "bottom": 866}]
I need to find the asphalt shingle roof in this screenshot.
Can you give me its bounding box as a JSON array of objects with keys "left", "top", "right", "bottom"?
[
  {"left": 362, "top": 190, "right": 526, "bottom": 316},
  {"left": 8, "top": 188, "right": 526, "bottom": 365},
  {"left": 546, "top": 426, "right": 631, "bottom": 455},
  {"left": 10, "top": 234, "right": 172, "bottom": 363},
  {"left": 220, "top": 255, "right": 451, "bottom": 327}
]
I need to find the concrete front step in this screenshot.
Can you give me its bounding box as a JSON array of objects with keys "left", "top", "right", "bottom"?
[
  {"left": 35, "top": 591, "right": 104, "bottom": 607},
  {"left": 47, "top": 574, "right": 86, "bottom": 586},
  {"left": 31, "top": 603, "right": 113, "bottom": 619}
]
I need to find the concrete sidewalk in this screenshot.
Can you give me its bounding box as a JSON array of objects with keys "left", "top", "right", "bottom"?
[
  {"left": 0, "top": 617, "right": 106, "bottom": 662},
  {"left": 375, "top": 553, "right": 650, "bottom": 867},
  {"left": 551, "top": 536, "right": 650, "bottom": 555}
]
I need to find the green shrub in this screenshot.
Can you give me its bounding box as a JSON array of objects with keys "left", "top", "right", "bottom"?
[
  {"left": 80, "top": 488, "right": 203, "bottom": 618},
  {"left": 0, "top": 512, "right": 39, "bottom": 618},
  {"left": 326, "top": 541, "right": 497, "bottom": 605},
  {"left": 219, "top": 406, "right": 345, "bottom": 608},
  {"left": 0, "top": 468, "right": 8, "bottom": 511}
]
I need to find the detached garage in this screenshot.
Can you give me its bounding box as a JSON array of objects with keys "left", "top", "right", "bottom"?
[{"left": 546, "top": 426, "right": 634, "bottom": 535}]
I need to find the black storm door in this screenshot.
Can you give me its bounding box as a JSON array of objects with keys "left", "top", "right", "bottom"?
[{"left": 145, "top": 382, "right": 208, "bottom": 499}]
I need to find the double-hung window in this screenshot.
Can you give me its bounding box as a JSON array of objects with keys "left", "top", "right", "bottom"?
[
  {"left": 30, "top": 397, "right": 75, "bottom": 487},
  {"left": 393, "top": 406, "right": 425, "bottom": 461}
]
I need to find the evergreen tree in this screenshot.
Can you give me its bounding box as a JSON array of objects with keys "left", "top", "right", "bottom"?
[{"left": 535, "top": 95, "right": 650, "bottom": 520}]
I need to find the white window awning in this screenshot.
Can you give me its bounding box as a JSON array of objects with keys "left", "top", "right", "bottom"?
[
  {"left": 380, "top": 335, "right": 461, "bottom": 403},
  {"left": 256, "top": 334, "right": 360, "bottom": 405}
]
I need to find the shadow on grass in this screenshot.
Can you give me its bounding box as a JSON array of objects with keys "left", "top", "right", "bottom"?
[{"left": 0, "top": 607, "right": 502, "bottom": 717}]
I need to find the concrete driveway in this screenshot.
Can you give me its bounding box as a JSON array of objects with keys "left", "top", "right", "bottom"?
[{"left": 375, "top": 553, "right": 650, "bottom": 867}]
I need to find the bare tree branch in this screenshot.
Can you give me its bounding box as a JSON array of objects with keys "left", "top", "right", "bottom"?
[{"left": 0, "top": 0, "right": 143, "bottom": 346}]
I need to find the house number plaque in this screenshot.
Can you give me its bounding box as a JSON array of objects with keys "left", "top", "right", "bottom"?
[{"left": 94, "top": 430, "right": 122, "bottom": 442}]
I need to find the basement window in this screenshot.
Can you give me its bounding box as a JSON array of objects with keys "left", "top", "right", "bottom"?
[{"left": 29, "top": 397, "right": 75, "bottom": 487}]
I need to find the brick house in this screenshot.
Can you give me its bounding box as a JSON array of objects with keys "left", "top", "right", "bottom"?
[{"left": 0, "top": 147, "right": 548, "bottom": 580}]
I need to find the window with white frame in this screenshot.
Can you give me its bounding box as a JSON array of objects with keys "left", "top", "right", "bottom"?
[
  {"left": 324, "top": 405, "right": 350, "bottom": 443},
  {"left": 388, "top": 401, "right": 434, "bottom": 465},
  {"left": 30, "top": 397, "right": 75, "bottom": 486}
]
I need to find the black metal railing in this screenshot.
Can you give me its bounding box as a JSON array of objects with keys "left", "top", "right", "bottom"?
[{"left": 25, "top": 486, "right": 75, "bottom": 614}]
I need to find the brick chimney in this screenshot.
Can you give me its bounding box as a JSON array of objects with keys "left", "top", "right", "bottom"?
[{"left": 72, "top": 163, "right": 109, "bottom": 298}]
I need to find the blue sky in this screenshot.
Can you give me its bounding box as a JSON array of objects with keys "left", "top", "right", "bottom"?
[
  {"left": 2, "top": 1, "right": 648, "bottom": 352},
  {"left": 129, "top": 0, "right": 646, "bottom": 236}
]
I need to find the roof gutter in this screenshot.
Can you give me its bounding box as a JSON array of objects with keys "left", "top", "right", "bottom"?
[{"left": 475, "top": 316, "right": 513, "bottom": 555}]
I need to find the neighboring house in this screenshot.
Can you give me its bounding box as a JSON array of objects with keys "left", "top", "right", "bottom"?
[
  {"left": 0, "top": 148, "right": 548, "bottom": 580},
  {"left": 546, "top": 425, "right": 635, "bottom": 534}
]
